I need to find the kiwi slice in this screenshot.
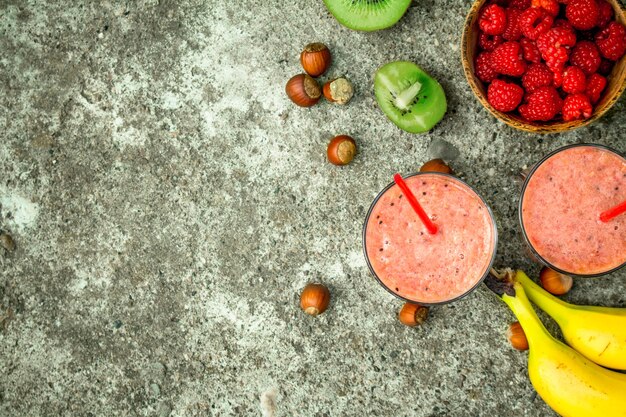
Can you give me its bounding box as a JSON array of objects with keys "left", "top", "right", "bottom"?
[
  {"left": 323, "top": 0, "right": 413, "bottom": 31},
  {"left": 374, "top": 61, "right": 447, "bottom": 133}
]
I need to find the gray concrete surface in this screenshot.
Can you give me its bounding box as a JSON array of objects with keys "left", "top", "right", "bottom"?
[{"left": 1, "top": 0, "right": 625, "bottom": 416}]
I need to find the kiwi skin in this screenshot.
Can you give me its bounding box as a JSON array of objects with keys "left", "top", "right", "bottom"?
[{"left": 323, "top": 0, "right": 413, "bottom": 32}]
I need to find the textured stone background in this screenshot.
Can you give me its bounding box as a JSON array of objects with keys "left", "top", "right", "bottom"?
[{"left": 1, "top": 0, "right": 625, "bottom": 416}]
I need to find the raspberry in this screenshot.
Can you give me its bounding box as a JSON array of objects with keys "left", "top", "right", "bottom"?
[
  {"left": 553, "top": 19, "right": 574, "bottom": 32},
  {"left": 520, "top": 37, "right": 542, "bottom": 62},
  {"left": 596, "top": 0, "right": 614, "bottom": 29},
  {"left": 552, "top": 68, "right": 564, "bottom": 87},
  {"left": 480, "top": 4, "right": 508, "bottom": 35},
  {"left": 522, "top": 63, "right": 554, "bottom": 92},
  {"left": 566, "top": 0, "right": 599, "bottom": 30},
  {"left": 570, "top": 41, "right": 601, "bottom": 74},
  {"left": 511, "top": 0, "right": 532, "bottom": 9},
  {"left": 488, "top": 79, "right": 525, "bottom": 111},
  {"left": 596, "top": 22, "right": 626, "bottom": 61},
  {"left": 537, "top": 27, "right": 577, "bottom": 73},
  {"left": 476, "top": 52, "right": 499, "bottom": 82},
  {"left": 532, "top": 0, "right": 560, "bottom": 16},
  {"left": 557, "top": 0, "right": 572, "bottom": 4},
  {"left": 520, "top": 8, "right": 554, "bottom": 40},
  {"left": 503, "top": 8, "right": 523, "bottom": 41},
  {"left": 586, "top": 73, "right": 607, "bottom": 103},
  {"left": 479, "top": 33, "right": 504, "bottom": 51},
  {"left": 562, "top": 66, "right": 587, "bottom": 93},
  {"left": 598, "top": 58, "right": 614, "bottom": 74},
  {"left": 562, "top": 93, "right": 593, "bottom": 121},
  {"left": 491, "top": 41, "right": 527, "bottom": 76},
  {"left": 519, "top": 86, "right": 563, "bottom": 120}
]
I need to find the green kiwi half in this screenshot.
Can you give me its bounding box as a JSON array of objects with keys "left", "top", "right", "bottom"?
[{"left": 323, "top": 0, "right": 413, "bottom": 31}]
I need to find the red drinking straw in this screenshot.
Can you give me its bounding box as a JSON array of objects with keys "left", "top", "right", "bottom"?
[
  {"left": 393, "top": 173, "right": 438, "bottom": 235},
  {"left": 600, "top": 199, "right": 626, "bottom": 223}
]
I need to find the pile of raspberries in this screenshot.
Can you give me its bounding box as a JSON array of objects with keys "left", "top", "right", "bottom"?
[{"left": 475, "top": 0, "right": 626, "bottom": 122}]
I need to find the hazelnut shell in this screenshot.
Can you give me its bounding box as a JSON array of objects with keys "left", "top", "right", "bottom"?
[
  {"left": 419, "top": 158, "right": 454, "bottom": 174},
  {"left": 286, "top": 74, "right": 321, "bottom": 107},
  {"left": 398, "top": 302, "right": 429, "bottom": 327},
  {"left": 507, "top": 322, "right": 529, "bottom": 351},
  {"left": 539, "top": 267, "right": 573, "bottom": 295},
  {"left": 323, "top": 78, "right": 353, "bottom": 105},
  {"left": 300, "top": 43, "right": 331, "bottom": 77},
  {"left": 327, "top": 135, "right": 356, "bottom": 166},
  {"left": 300, "top": 283, "right": 331, "bottom": 316}
]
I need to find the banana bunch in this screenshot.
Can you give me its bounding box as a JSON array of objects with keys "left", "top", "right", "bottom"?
[{"left": 486, "top": 269, "right": 626, "bottom": 417}]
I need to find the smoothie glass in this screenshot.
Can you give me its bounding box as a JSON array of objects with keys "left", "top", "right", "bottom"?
[
  {"left": 363, "top": 172, "right": 498, "bottom": 305},
  {"left": 519, "top": 144, "right": 626, "bottom": 277}
]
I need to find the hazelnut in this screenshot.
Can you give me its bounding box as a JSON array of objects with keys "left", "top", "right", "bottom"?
[
  {"left": 286, "top": 74, "right": 321, "bottom": 107},
  {"left": 507, "top": 322, "right": 529, "bottom": 351},
  {"left": 419, "top": 158, "right": 454, "bottom": 174},
  {"left": 300, "top": 43, "right": 331, "bottom": 77},
  {"left": 539, "top": 267, "right": 573, "bottom": 295},
  {"left": 0, "top": 233, "right": 15, "bottom": 252},
  {"left": 398, "top": 302, "right": 429, "bottom": 327},
  {"left": 323, "top": 78, "right": 353, "bottom": 105},
  {"left": 327, "top": 135, "right": 356, "bottom": 166},
  {"left": 300, "top": 283, "right": 330, "bottom": 316}
]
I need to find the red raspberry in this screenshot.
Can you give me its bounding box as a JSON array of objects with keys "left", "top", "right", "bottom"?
[
  {"left": 479, "top": 33, "right": 504, "bottom": 51},
  {"left": 598, "top": 58, "right": 614, "bottom": 74},
  {"left": 480, "top": 4, "right": 508, "bottom": 35},
  {"left": 520, "top": 8, "right": 554, "bottom": 40},
  {"left": 488, "top": 79, "right": 525, "bottom": 111},
  {"left": 569, "top": 41, "right": 601, "bottom": 74},
  {"left": 476, "top": 52, "right": 499, "bottom": 82},
  {"left": 503, "top": 8, "right": 523, "bottom": 41},
  {"left": 491, "top": 41, "right": 528, "bottom": 76},
  {"left": 520, "top": 37, "right": 542, "bottom": 62},
  {"left": 537, "top": 27, "right": 577, "bottom": 73},
  {"left": 553, "top": 19, "right": 574, "bottom": 32},
  {"left": 532, "top": 0, "right": 560, "bottom": 16},
  {"left": 562, "top": 93, "right": 593, "bottom": 121},
  {"left": 557, "top": 0, "right": 571, "bottom": 4},
  {"left": 586, "top": 73, "right": 607, "bottom": 103},
  {"left": 522, "top": 63, "right": 554, "bottom": 92},
  {"left": 566, "top": 0, "right": 599, "bottom": 30},
  {"left": 596, "top": 0, "right": 614, "bottom": 29},
  {"left": 596, "top": 21, "right": 626, "bottom": 61},
  {"left": 562, "top": 66, "right": 587, "bottom": 93},
  {"left": 519, "top": 86, "right": 563, "bottom": 121},
  {"left": 511, "top": 0, "right": 532, "bottom": 9},
  {"left": 552, "top": 68, "right": 564, "bottom": 87}
]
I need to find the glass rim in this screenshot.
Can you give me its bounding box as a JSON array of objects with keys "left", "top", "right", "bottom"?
[
  {"left": 519, "top": 143, "right": 626, "bottom": 277},
  {"left": 362, "top": 172, "right": 499, "bottom": 306}
]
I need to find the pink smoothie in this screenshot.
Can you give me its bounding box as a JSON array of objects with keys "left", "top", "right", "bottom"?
[
  {"left": 521, "top": 145, "right": 626, "bottom": 275},
  {"left": 364, "top": 174, "right": 496, "bottom": 304}
]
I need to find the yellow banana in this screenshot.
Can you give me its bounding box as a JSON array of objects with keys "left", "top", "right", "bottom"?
[
  {"left": 517, "top": 270, "right": 626, "bottom": 370},
  {"left": 486, "top": 269, "right": 626, "bottom": 417}
]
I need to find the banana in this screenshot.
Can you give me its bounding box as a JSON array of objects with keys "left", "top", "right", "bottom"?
[
  {"left": 517, "top": 270, "right": 626, "bottom": 370},
  {"left": 486, "top": 269, "right": 626, "bottom": 417}
]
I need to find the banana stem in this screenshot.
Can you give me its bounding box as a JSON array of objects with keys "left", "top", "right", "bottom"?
[
  {"left": 516, "top": 271, "right": 570, "bottom": 323},
  {"left": 502, "top": 282, "right": 554, "bottom": 350}
]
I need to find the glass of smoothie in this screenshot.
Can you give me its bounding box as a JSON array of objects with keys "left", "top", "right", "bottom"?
[
  {"left": 520, "top": 144, "right": 626, "bottom": 277},
  {"left": 363, "top": 172, "right": 498, "bottom": 305}
]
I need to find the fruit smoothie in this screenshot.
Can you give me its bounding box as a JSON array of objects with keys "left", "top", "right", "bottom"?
[
  {"left": 364, "top": 173, "right": 497, "bottom": 304},
  {"left": 521, "top": 145, "right": 626, "bottom": 276}
]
